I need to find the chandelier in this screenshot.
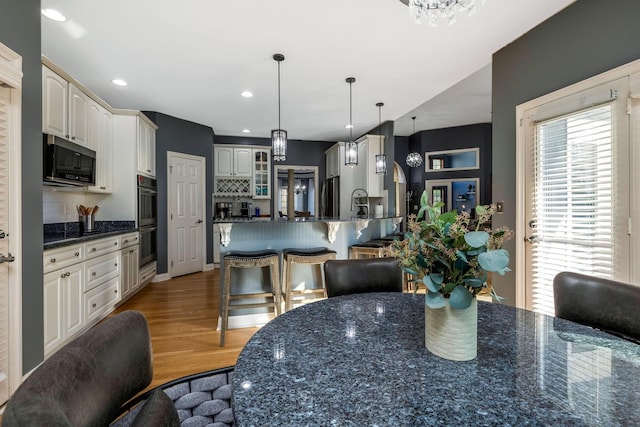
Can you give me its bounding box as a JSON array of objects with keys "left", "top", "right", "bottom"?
[
  {"left": 401, "top": 0, "right": 484, "bottom": 27},
  {"left": 406, "top": 116, "right": 423, "bottom": 168},
  {"left": 271, "top": 53, "right": 287, "bottom": 161}
]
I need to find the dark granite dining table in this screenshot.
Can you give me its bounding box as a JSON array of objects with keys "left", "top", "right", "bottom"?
[{"left": 232, "top": 292, "right": 640, "bottom": 426}]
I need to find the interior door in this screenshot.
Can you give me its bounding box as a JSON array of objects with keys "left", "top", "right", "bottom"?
[{"left": 169, "top": 152, "right": 205, "bottom": 277}]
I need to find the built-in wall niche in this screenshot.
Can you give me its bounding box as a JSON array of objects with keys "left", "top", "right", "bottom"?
[
  {"left": 425, "top": 178, "right": 479, "bottom": 216},
  {"left": 425, "top": 148, "right": 479, "bottom": 172}
]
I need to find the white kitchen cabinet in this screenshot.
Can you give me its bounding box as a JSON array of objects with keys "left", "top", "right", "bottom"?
[
  {"left": 84, "top": 251, "right": 120, "bottom": 293},
  {"left": 68, "top": 83, "right": 89, "bottom": 147},
  {"left": 84, "top": 277, "right": 120, "bottom": 324},
  {"left": 87, "top": 100, "right": 113, "bottom": 193},
  {"left": 121, "top": 243, "right": 140, "bottom": 299},
  {"left": 213, "top": 224, "right": 221, "bottom": 266},
  {"left": 252, "top": 148, "right": 271, "bottom": 199},
  {"left": 43, "top": 263, "right": 84, "bottom": 357},
  {"left": 214, "top": 146, "right": 252, "bottom": 177},
  {"left": 137, "top": 116, "right": 157, "bottom": 178},
  {"left": 356, "top": 135, "right": 384, "bottom": 198},
  {"left": 325, "top": 144, "right": 340, "bottom": 178},
  {"left": 42, "top": 65, "right": 68, "bottom": 139}
]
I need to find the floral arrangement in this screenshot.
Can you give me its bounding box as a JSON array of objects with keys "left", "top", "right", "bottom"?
[{"left": 388, "top": 191, "right": 513, "bottom": 310}]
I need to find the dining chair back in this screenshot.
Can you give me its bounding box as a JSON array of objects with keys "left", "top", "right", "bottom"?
[
  {"left": 553, "top": 271, "right": 640, "bottom": 344},
  {"left": 324, "top": 257, "right": 403, "bottom": 297}
]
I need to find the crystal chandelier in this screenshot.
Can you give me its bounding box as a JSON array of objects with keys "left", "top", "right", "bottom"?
[
  {"left": 345, "top": 77, "right": 358, "bottom": 167},
  {"left": 403, "top": 0, "right": 484, "bottom": 27},
  {"left": 271, "top": 53, "right": 287, "bottom": 161},
  {"left": 406, "top": 116, "right": 423, "bottom": 168}
]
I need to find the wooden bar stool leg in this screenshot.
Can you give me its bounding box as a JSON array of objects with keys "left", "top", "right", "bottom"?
[
  {"left": 270, "top": 258, "right": 282, "bottom": 316},
  {"left": 220, "top": 261, "right": 232, "bottom": 347}
]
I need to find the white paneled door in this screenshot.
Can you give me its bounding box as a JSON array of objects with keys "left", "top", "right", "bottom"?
[{"left": 169, "top": 152, "right": 205, "bottom": 278}]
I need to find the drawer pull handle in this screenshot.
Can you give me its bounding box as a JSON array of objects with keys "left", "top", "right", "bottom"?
[
  {"left": 91, "top": 248, "right": 96, "bottom": 252},
  {"left": 114, "top": 242, "right": 118, "bottom": 246},
  {"left": 92, "top": 303, "right": 97, "bottom": 308},
  {"left": 74, "top": 252, "right": 79, "bottom": 257},
  {"left": 114, "top": 263, "right": 118, "bottom": 267},
  {"left": 51, "top": 258, "right": 56, "bottom": 263},
  {"left": 92, "top": 272, "right": 96, "bottom": 276},
  {"left": 124, "top": 240, "right": 128, "bottom": 243},
  {"left": 129, "top": 250, "right": 134, "bottom": 254},
  {"left": 114, "top": 290, "right": 117, "bottom": 294}
]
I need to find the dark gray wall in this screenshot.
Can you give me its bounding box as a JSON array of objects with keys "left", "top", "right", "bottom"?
[
  {"left": 1, "top": 0, "right": 43, "bottom": 373},
  {"left": 214, "top": 135, "right": 335, "bottom": 216},
  {"left": 144, "top": 112, "right": 215, "bottom": 275},
  {"left": 492, "top": 0, "right": 640, "bottom": 303},
  {"left": 406, "top": 123, "right": 492, "bottom": 213}
]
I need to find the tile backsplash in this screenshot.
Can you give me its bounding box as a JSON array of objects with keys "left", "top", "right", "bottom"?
[{"left": 43, "top": 186, "right": 107, "bottom": 224}]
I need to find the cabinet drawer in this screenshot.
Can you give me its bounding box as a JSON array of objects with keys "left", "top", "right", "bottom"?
[
  {"left": 120, "top": 232, "right": 139, "bottom": 249},
  {"left": 85, "top": 237, "right": 120, "bottom": 259},
  {"left": 84, "top": 252, "right": 120, "bottom": 292},
  {"left": 84, "top": 276, "right": 120, "bottom": 323},
  {"left": 44, "top": 244, "right": 84, "bottom": 273}
]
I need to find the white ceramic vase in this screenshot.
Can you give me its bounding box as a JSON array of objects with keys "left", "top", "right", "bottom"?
[{"left": 425, "top": 298, "right": 477, "bottom": 361}]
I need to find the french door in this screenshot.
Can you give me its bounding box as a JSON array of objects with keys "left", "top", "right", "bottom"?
[{"left": 520, "top": 78, "right": 631, "bottom": 315}]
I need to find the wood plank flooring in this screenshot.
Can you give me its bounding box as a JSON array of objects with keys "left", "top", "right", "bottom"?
[{"left": 111, "top": 269, "right": 257, "bottom": 391}]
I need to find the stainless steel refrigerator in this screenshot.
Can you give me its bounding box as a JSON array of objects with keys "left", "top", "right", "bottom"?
[{"left": 321, "top": 177, "right": 339, "bottom": 218}]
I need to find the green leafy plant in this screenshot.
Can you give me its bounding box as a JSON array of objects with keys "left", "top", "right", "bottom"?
[{"left": 388, "top": 191, "right": 513, "bottom": 310}]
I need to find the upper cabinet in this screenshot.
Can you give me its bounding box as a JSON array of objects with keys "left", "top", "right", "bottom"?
[
  {"left": 42, "top": 65, "right": 89, "bottom": 147},
  {"left": 355, "top": 135, "right": 384, "bottom": 198},
  {"left": 87, "top": 101, "right": 113, "bottom": 193},
  {"left": 136, "top": 116, "right": 157, "bottom": 178},
  {"left": 325, "top": 144, "right": 340, "bottom": 179},
  {"left": 252, "top": 148, "right": 271, "bottom": 199},
  {"left": 214, "top": 146, "right": 252, "bottom": 177}
]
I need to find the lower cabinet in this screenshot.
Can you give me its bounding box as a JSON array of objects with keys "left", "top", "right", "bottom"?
[
  {"left": 43, "top": 263, "right": 84, "bottom": 356},
  {"left": 42, "top": 233, "right": 139, "bottom": 358}
]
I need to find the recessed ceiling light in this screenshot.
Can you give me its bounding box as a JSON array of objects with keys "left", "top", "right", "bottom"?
[
  {"left": 345, "top": 124, "right": 354, "bottom": 129},
  {"left": 42, "top": 8, "right": 67, "bottom": 22},
  {"left": 242, "top": 129, "right": 251, "bottom": 133},
  {"left": 111, "top": 79, "right": 128, "bottom": 86},
  {"left": 241, "top": 91, "right": 253, "bottom": 98}
]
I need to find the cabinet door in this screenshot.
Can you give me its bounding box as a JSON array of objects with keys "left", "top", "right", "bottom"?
[
  {"left": 148, "top": 126, "right": 156, "bottom": 177},
  {"left": 42, "top": 66, "right": 68, "bottom": 138},
  {"left": 99, "top": 108, "right": 114, "bottom": 191},
  {"left": 214, "top": 146, "right": 234, "bottom": 176},
  {"left": 137, "top": 117, "right": 148, "bottom": 175},
  {"left": 43, "top": 271, "right": 64, "bottom": 356},
  {"left": 64, "top": 264, "right": 84, "bottom": 338},
  {"left": 252, "top": 148, "right": 271, "bottom": 199},
  {"left": 68, "top": 84, "right": 89, "bottom": 146},
  {"left": 120, "top": 246, "right": 139, "bottom": 297},
  {"left": 128, "top": 246, "right": 140, "bottom": 291},
  {"left": 234, "top": 148, "right": 253, "bottom": 177}
]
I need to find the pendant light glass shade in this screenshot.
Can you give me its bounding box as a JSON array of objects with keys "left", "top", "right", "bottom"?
[
  {"left": 345, "top": 77, "right": 358, "bottom": 167},
  {"left": 272, "top": 54, "right": 287, "bottom": 161},
  {"left": 375, "top": 102, "right": 386, "bottom": 174},
  {"left": 406, "top": 116, "right": 423, "bottom": 168}
]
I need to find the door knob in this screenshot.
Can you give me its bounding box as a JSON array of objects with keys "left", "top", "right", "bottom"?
[
  {"left": 0, "top": 253, "right": 15, "bottom": 263},
  {"left": 196, "top": 219, "right": 203, "bottom": 224}
]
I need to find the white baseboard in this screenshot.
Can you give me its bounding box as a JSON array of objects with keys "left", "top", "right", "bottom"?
[
  {"left": 216, "top": 313, "right": 274, "bottom": 330},
  {"left": 152, "top": 272, "right": 171, "bottom": 282},
  {"left": 205, "top": 263, "right": 215, "bottom": 271}
]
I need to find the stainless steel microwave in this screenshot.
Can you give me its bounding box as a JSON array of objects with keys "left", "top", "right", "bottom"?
[{"left": 43, "top": 134, "right": 96, "bottom": 187}]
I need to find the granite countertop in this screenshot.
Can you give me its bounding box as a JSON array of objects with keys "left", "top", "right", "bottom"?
[
  {"left": 232, "top": 293, "right": 640, "bottom": 426},
  {"left": 44, "top": 221, "right": 137, "bottom": 250}
]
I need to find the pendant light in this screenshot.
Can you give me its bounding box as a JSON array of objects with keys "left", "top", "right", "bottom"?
[
  {"left": 375, "top": 102, "right": 386, "bottom": 174},
  {"left": 406, "top": 116, "right": 423, "bottom": 168},
  {"left": 271, "top": 53, "right": 287, "bottom": 161},
  {"left": 344, "top": 77, "right": 358, "bottom": 167}
]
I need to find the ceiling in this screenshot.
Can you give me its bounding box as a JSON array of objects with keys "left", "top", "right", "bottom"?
[{"left": 41, "top": 0, "right": 575, "bottom": 141}]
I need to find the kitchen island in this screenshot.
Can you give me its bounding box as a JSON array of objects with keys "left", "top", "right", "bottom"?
[{"left": 214, "top": 215, "right": 404, "bottom": 329}]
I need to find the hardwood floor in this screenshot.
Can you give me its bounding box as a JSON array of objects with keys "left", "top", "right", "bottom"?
[{"left": 111, "top": 269, "right": 258, "bottom": 391}]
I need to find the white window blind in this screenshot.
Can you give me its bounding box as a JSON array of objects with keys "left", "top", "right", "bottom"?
[
  {"left": 529, "top": 104, "right": 614, "bottom": 316},
  {"left": 0, "top": 86, "right": 10, "bottom": 404}
]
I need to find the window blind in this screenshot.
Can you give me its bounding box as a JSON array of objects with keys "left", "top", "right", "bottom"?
[{"left": 529, "top": 104, "right": 614, "bottom": 316}]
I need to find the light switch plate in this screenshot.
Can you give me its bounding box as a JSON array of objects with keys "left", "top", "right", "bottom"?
[{"left": 496, "top": 201, "right": 504, "bottom": 213}]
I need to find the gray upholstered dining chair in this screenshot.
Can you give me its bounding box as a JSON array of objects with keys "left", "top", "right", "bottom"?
[
  {"left": 553, "top": 271, "right": 640, "bottom": 344},
  {"left": 323, "top": 257, "right": 403, "bottom": 297}
]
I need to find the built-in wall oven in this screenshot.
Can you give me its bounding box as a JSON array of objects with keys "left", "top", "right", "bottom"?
[{"left": 137, "top": 175, "right": 157, "bottom": 266}]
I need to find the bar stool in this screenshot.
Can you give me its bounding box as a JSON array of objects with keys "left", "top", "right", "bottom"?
[
  {"left": 282, "top": 247, "right": 337, "bottom": 311},
  {"left": 220, "top": 250, "right": 281, "bottom": 347},
  {"left": 349, "top": 240, "right": 389, "bottom": 259}
]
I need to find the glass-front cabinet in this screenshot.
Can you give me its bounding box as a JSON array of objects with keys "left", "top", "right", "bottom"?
[{"left": 253, "top": 148, "right": 271, "bottom": 199}]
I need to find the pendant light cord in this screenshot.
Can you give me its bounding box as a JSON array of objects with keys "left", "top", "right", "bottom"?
[
  {"left": 349, "top": 80, "right": 353, "bottom": 142},
  {"left": 277, "top": 60, "right": 281, "bottom": 130}
]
